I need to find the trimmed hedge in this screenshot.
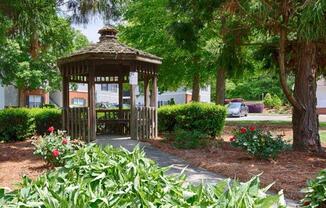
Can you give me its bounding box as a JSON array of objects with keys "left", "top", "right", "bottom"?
[
  {"left": 247, "top": 103, "right": 264, "bottom": 113},
  {"left": 0, "top": 108, "right": 33, "bottom": 142},
  {"left": 0, "top": 108, "right": 62, "bottom": 142},
  {"left": 158, "top": 102, "right": 226, "bottom": 137}
]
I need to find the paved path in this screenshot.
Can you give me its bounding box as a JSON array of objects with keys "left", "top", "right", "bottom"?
[
  {"left": 226, "top": 114, "right": 326, "bottom": 122},
  {"left": 96, "top": 135, "right": 299, "bottom": 207}
]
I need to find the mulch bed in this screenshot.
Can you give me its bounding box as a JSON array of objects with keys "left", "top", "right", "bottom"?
[
  {"left": 0, "top": 140, "right": 49, "bottom": 189},
  {"left": 150, "top": 128, "right": 326, "bottom": 201}
]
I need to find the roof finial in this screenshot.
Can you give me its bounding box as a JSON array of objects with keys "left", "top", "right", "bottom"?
[{"left": 98, "top": 25, "right": 118, "bottom": 41}]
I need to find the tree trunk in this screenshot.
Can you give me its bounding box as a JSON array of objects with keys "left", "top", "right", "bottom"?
[
  {"left": 292, "top": 41, "right": 321, "bottom": 152},
  {"left": 192, "top": 72, "right": 200, "bottom": 102},
  {"left": 216, "top": 68, "right": 225, "bottom": 105}
]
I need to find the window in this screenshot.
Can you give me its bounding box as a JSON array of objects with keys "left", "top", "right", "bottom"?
[
  {"left": 101, "top": 84, "right": 109, "bottom": 91},
  {"left": 72, "top": 98, "right": 86, "bottom": 106},
  {"left": 101, "top": 84, "right": 118, "bottom": 92},
  {"left": 28, "top": 95, "right": 42, "bottom": 107}
]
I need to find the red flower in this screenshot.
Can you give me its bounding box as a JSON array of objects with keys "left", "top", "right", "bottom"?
[
  {"left": 303, "top": 201, "right": 310, "bottom": 206},
  {"left": 229, "top": 136, "right": 236, "bottom": 142},
  {"left": 249, "top": 126, "right": 256, "bottom": 132},
  {"left": 52, "top": 149, "right": 60, "bottom": 157},
  {"left": 48, "top": 126, "right": 55, "bottom": 133},
  {"left": 240, "top": 127, "right": 247, "bottom": 134},
  {"left": 62, "top": 138, "right": 68, "bottom": 145}
]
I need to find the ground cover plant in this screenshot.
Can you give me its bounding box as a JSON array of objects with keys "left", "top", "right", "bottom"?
[
  {"left": 301, "top": 169, "right": 326, "bottom": 208},
  {"left": 230, "top": 127, "right": 289, "bottom": 160},
  {"left": 0, "top": 142, "right": 286, "bottom": 207}
]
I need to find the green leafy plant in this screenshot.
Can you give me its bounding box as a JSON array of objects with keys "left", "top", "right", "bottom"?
[
  {"left": 230, "top": 127, "right": 289, "bottom": 159},
  {"left": 29, "top": 108, "right": 62, "bottom": 135},
  {"left": 33, "top": 128, "right": 82, "bottom": 166},
  {"left": 158, "top": 102, "right": 226, "bottom": 137},
  {"left": 264, "top": 93, "right": 283, "bottom": 109},
  {"left": 301, "top": 169, "right": 326, "bottom": 208},
  {"left": 0, "top": 144, "right": 286, "bottom": 207}
]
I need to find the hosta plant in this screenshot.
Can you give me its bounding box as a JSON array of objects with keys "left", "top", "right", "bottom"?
[
  {"left": 33, "top": 127, "right": 83, "bottom": 166},
  {"left": 0, "top": 144, "right": 286, "bottom": 207},
  {"left": 230, "top": 127, "right": 289, "bottom": 160},
  {"left": 301, "top": 169, "right": 326, "bottom": 208}
]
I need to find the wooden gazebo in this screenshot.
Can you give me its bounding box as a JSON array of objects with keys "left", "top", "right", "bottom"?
[{"left": 57, "top": 26, "right": 162, "bottom": 142}]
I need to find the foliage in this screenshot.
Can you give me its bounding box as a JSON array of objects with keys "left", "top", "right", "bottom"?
[
  {"left": 301, "top": 169, "right": 326, "bottom": 208},
  {"left": 158, "top": 103, "right": 226, "bottom": 137},
  {"left": 230, "top": 127, "right": 289, "bottom": 160},
  {"left": 29, "top": 108, "right": 62, "bottom": 135},
  {"left": 0, "top": 144, "right": 286, "bottom": 207},
  {"left": 33, "top": 130, "right": 81, "bottom": 166},
  {"left": 174, "top": 129, "right": 207, "bottom": 149},
  {"left": 0, "top": 2, "right": 89, "bottom": 91},
  {"left": 0, "top": 108, "right": 62, "bottom": 142},
  {"left": 264, "top": 93, "right": 283, "bottom": 109},
  {"left": 247, "top": 103, "right": 264, "bottom": 113},
  {"left": 0, "top": 108, "right": 33, "bottom": 142}
]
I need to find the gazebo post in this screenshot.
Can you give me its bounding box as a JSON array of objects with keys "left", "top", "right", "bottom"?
[
  {"left": 151, "top": 74, "right": 158, "bottom": 138},
  {"left": 62, "top": 75, "right": 69, "bottom": 131},
  {"left": 88, "top": 69, "right": 96, "bottom": 142},
  {"left": 118, "top": 74, "right": 123, "bottom": 111},
  {"left": 144, "top": 77, "right": 150, "bottom": 107},
  {"left": 130, "top": 66, "right": 138, "bottom": 140}
]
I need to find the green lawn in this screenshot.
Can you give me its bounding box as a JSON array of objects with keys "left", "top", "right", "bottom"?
[{"left": 225, "top": 120, "right": 326, "bottom": 129}]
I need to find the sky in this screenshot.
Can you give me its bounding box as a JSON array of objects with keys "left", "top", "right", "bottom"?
[{"left": 72, "top": 18, "right": 105, "bottom": 43}]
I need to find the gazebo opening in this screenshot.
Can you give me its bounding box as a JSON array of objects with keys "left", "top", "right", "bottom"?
[{"left": 58, "top": 26, "right": 162, "bottom": 142}]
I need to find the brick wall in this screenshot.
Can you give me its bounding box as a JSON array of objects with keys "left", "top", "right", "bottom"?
[
  {"left": 69, "top": 91, "right": 88, "bottom": 106},
  {"left": 19, "top": 89, "right": 49, "bottom": 107}
]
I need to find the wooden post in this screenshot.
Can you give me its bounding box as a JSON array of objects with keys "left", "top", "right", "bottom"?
[
  {"left": 88, "top": 69, "right": 96, "bottom": 142},
  {"left": 118, "top": 74, "right": 123, "bottom": 111},
  {"left": 144, "top": 77, "right": 150, "bottom": 107},
  {"left": 151, "top": 74, "right": 158, "bottom": 138},
  {"left": 62, "top": 75, "right": 69, "bottom": 131},
  {"left": 130, "top": 66, "right": 138, "bottom": 140}
]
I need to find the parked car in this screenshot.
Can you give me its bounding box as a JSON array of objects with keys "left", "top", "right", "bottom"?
[{"left": 227, "top": 102, "right": 249, "bottom": 117}]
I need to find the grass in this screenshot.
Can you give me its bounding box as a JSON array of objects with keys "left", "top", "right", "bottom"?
[
  {"left": 225, "top": 120, "right": 326, "bottom": 129},
  {"left": 320, "top": 131, "right": 326, "bottom": 143}
]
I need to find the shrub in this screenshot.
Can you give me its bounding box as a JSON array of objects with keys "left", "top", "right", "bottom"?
[
  {"left": 247, "top": 103, "right": 264, "bottom": 113},
  {"left": 29, "top": 108, "right": 62, "bottom": 135},
  {"left": 173, "top": 129, "right": 207, "bottom": 149},
  {"left": 0, "top": 144, "right": 286, "bottom": 207},
  {"left": 33, "top": 128, "right": 82, "bottom": 166},
  {"left": 230, "top": 127, "right": 289, "bottom": 159},
  {"left": 301, "top": 169, "right": 326, "bottom": 208},
  {"left": 157, "top": 105, "right": 182, "bottom": 132},
  {"left": 264, "top": 93, "right": 282, "bottom": 109},
  {"left": 0, "top": 108, "right": 33, "bottom": 142},
  {"left": 0, "top": 108, "right": 62, "bottom": 142},
  {"left": 158, "top": 102, "right": 226, "bottom": 137}
]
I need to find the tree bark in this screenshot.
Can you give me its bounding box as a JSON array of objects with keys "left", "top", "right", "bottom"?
[
  {"left": 216, "top": 68, "right": 225, "bottom": 105},
  {"left": 192, "top": 72, "right": 200, "bottom": 102},
  {"left": 292, "top": 41, "right": 321, "bottom": 152}
]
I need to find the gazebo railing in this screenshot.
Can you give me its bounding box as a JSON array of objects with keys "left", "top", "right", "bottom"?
[
  {"left": 63, "top": 107, "right": 88, "bottom": 141},
  {"left": 96, "top": 109, "right": 130, "bottom": 135},
  {"left": 136, "top": 107, "right": 157, "bottom": 140}
]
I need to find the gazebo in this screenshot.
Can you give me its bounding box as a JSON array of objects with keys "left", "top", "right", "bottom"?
[{"left": 57, "top": 26, "right": 162, "bottom": 142}]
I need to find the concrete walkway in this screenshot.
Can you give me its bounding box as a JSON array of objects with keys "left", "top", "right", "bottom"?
[{"left": 96, "top": 135, "right": 299, "bottom": 207}]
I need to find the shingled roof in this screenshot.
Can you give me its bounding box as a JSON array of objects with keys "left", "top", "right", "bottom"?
[{"left": 58, "top": 26, "right": 162, "bottom": 65}]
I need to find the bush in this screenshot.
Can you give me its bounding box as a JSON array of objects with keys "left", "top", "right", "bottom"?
[
  {"left": 0, "top": 108, "right": 62, "bottom": 142},
  {"left": 301, "top": 169, "right": 326, "bottom": 208},
  {"left": 158, "top": 102, "right": 226, "bottom": 137},
  {"left": 173, "top": 129, "right": 207, "bottom": 149},
  {"left": 230, "top": 127, "right": 289, "bottom": 159},
  {"left": 0, "top": 108, "right": 33, "bottom": 142},
  {"left": 0, "top": 144, "right": 286, "bottom": 207},
  {"left": 247, "top": 103, "right": 264, "bottom": 113},
  {"left": 33, "top": 129, "right": 83, "bottom": 166},
  {"left": 264, "top": 93, "right": 282, "bottom": 109},
  {"left": 29, "top": 108, "right": 62, "bottom": 135}
]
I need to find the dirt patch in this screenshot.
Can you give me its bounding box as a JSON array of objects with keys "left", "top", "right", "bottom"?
[
  {"left": 151, "top": 129, "right": 326, "bottom": 201},
  {"left": 0, "top": 140, "right": 49, "bottom": 189}
]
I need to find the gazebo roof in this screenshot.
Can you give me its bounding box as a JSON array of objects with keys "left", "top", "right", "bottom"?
[{"left": 58, "top": 26, "right": 162, "bottom": 65}]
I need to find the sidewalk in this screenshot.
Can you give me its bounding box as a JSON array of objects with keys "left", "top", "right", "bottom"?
[{"left": 96, "top": 136, "right": 299, "bottom": 207}]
